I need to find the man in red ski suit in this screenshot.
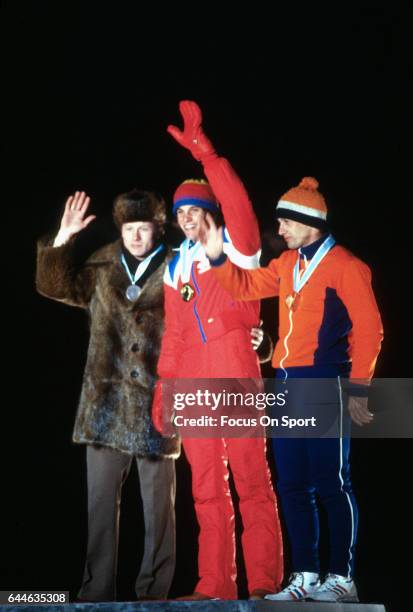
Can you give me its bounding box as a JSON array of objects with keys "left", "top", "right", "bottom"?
[{"left": 154, "top": 101, "right": 283, "bottom": 600}]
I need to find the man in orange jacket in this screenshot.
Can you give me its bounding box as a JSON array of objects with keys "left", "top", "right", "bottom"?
[{"left": 198, "top": 177, "right": 383, "bottom": 603}]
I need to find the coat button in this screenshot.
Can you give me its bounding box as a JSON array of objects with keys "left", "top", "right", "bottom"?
[
  {"left": 130, "top": 370, "right": 139, "bottom": 378},
  {"left": 135, "top": 315, "right": 143, "bottom": 324},
  {"left": 131, "top": 343, "right": 139, "bottom": 352}
]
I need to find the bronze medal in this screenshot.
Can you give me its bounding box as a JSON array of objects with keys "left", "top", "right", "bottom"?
[
  {"left": 181, "top": 283, "right": 195, "bottom": 302},
  {"left": 285, "top": 291, "right": 301, "bottom": 311}
]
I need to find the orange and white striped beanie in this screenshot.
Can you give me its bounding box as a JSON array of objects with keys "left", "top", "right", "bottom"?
[{"left": 276, "top": 177, "right": 328, "bottom": 229}]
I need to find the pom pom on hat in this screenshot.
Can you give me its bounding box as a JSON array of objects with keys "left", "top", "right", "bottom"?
[
  {"left": 172, "top": 179, "right": 220, "bottom": 215},
  {"left": 276, "top": 176, "right": 328, "bottom": 230},
  {"left": 298, "top": 177, "right": 319, "bottom": 190}
]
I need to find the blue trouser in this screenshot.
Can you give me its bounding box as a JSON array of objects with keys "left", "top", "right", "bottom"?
[{"left": 271, "top": 374, "right": 358, "bottom": 577}]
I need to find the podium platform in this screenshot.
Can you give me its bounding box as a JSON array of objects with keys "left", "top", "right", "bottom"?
[{"left": 1, "top": 600, "right": 386, "bottom": 611}]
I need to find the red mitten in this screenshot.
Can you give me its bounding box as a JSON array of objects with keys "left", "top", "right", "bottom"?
[
  {"left": 167, "top": 100, "right": 217, "bottom": 163},
  {"left": 152, "top": 380, "right": 175, "bottom": 437}
]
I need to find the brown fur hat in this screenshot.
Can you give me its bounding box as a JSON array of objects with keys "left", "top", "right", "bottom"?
[{"left": 113, "top": 189, "right": 167, "bottom": 234}]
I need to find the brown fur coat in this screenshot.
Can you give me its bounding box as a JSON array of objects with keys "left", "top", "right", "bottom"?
[{"left": 36, "top": 237, "right": 180, "bottom": 458}]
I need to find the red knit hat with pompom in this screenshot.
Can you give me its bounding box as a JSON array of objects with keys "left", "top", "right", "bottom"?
[{"left": 276, "top": 177, "right": 328, "bottom": 229}]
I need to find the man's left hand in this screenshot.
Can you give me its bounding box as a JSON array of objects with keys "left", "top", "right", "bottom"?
[{"left": 347, "top": 396, "right": 374, "bottom": 426}]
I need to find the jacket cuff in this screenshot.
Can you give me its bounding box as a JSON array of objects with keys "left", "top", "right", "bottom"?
[
  {"left": 208, "top": 252, "right": 228, "bottom": 267},
  {"left": 345, "top": 380, "right": 371, "bottom": 397},
  {"left": 200, "top": 152, "right": 220, "bottom": 167}
]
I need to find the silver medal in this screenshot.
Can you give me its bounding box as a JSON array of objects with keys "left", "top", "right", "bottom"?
[{"left": 126, "top": 284, "right": 141, "bottom": 302}]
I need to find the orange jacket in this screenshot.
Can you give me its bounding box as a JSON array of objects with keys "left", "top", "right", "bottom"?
[{"left": 212, "top": 241, "right": 383, "bottom": 383}]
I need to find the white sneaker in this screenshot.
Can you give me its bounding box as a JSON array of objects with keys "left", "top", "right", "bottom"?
[
  {"left": 308, "top": 573, "right": 359, "bottom": 602},
  {"left": 264, "top": 571, "right": 320, "bottom": 601}
]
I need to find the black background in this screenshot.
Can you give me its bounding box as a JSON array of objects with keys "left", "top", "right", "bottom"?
[{"left": 3, "top": 2, "right": 411, "bottom": 611}]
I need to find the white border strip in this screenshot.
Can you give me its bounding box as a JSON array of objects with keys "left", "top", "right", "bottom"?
[
  {"left": 337, "top": 376, "right": 356, "bottom": 578},
  {"left": 277, "top": 199, "right": 327, "bottom": 220}
]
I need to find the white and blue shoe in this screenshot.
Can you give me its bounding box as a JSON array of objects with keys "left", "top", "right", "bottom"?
[
  {"left": 308, "top": 573, "right": 359, "bottom": 602},
  {"left": 264, "top": 571, "right": 320, "bottom": 601}
]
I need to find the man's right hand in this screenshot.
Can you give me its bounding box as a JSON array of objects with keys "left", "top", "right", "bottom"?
[
  {"left": 167, "top": 100, "right": 217, "bottom": 163},
  {"left": 199, "top": 212, "right": 225, "bottom": 261},
  {"left": 53, "top": 191, "right": 96, "bottom": 246}
]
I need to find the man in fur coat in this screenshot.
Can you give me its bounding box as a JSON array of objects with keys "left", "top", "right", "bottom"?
[{"left": 36, "top": 189, "right": 180, "bottom": 602}]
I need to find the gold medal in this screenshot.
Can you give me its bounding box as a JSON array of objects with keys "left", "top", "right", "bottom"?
[
  {"left": 285, "top": 291, "right": 301, "bottom": 311},
  {"left": 181, "top": 283, "right": 195, "bottom": 302}
]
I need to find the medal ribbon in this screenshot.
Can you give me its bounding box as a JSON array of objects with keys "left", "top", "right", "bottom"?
[
  {"left": 293, "top": 234, "right": 336, "bottom": 293},
  {"left": 180, "top": 239, "right": 202, "bottom": 283},
  {"left": 121, "top": 244, "right": 165, "bottom": 286}
]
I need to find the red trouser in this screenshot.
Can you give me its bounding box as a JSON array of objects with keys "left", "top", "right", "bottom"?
[
  {"left": 178, "top": 329, "right": 283, "bottom": 598},
  {"left": 183, "top": 436, "right": 283, "bottom": 599}
]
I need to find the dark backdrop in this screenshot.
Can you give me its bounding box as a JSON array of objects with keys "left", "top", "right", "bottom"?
[{"left": 3, "top": 3, "right": 410, "bottom": 611}]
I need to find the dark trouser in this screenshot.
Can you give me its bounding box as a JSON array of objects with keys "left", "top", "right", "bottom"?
[
  {"left": 271, "top": 376, "right": 358, "bottom": 578},
  {"left": 272, "top": 437, "right": 358, "bottom": 577},
  {"left": 78, "top": 445, "right": 176, "bottom": 601}
]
